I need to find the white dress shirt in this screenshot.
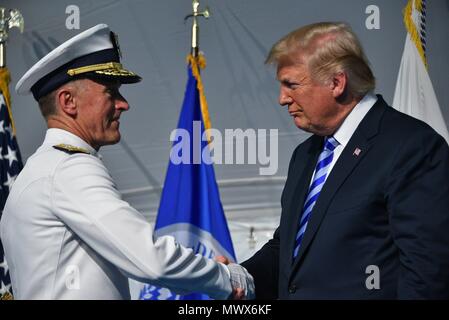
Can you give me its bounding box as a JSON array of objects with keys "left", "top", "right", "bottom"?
[
  {"left": 0, "top": 128, "right": 234, "bottom": 299},
  {"left": 310, "top": 92, "right": 378, "bottom": 185}
]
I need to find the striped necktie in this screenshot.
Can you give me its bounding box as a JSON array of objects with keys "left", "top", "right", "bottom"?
[{"left": 292, "top": 136, "right": 339, "bottom": 259}]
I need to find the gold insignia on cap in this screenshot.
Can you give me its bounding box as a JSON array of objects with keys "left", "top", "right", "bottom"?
[
  {"left": 53, "top": 144, "right": 90, "bottom": 155},
  {"left": 67, "top": 62, "right": 122, "bottom": 76},
  {"left": 67, "top": 62, "right": 137, "bottom": 78}
]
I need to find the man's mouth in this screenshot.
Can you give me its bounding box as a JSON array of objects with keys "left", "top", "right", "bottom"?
[{"left": 289, "top": 111, "right": 302, "bottom": 117}]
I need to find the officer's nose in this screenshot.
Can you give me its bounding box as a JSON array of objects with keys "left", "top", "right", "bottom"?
[{"left": 115, "top": 95, "right": 130, "bottom": 111}]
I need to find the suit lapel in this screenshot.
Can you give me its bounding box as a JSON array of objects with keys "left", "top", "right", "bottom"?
[
  {"left": 290, "top": 96, "right": 387, "bottom": 273},
  {"left": 284, "top": 135, "right": 323, "bottom": 267}
]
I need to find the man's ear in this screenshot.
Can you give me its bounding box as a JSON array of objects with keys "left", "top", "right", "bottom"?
[
  {"left": 56, "top": 86, "right": 77, "bottom": 116},
  {"left": 330, "top": 71, "right": 347, "bottom": 98}
]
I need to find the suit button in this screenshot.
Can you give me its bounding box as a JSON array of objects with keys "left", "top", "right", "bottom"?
[{"left": 289, "top": 285, "right": 297, "bottom": 294}]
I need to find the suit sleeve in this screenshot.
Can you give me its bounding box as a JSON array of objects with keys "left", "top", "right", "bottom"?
[
  {"left": 386, "top": 130, "right": 449, "bottom": 299},
  {"left": 51, "top": 154, "right": 232, "bottom": 299}
]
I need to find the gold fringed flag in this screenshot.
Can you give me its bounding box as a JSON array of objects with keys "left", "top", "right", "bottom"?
[
  {"left": 392, "top": 0, "right": 449, "bottom": 144},
  {"left": 0, "top": 67, "right": 24, "bottom": 300}
]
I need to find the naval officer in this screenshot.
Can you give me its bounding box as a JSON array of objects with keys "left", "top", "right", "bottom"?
[{"left": 0, "top": 24, "right": 254, "bottom": 300}]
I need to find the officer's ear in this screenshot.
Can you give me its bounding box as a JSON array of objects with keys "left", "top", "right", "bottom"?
[{"left": 56, "top": 84, "right": 78, "bottom": 116}]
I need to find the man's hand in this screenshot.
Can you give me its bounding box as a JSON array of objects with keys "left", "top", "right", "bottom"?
[{"left": 215, "top": 255, "right": 230, "bottom": 265}]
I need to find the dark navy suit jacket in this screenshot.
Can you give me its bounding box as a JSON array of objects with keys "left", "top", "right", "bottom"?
[{"left": 242, "top": 96, "right": 449, "bottom": 299}]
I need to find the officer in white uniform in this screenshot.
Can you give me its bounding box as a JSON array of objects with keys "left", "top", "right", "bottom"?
[{"left": 0, "top": 24, "right": 254, "bottom": 300}]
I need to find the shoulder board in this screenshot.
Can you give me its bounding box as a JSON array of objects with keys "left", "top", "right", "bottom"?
[
  {"left": 0, "top": 292, "right": 14, "bottom": 300},
  {"left": 53, "top": 144, "right": 90, "bottom": 155}
]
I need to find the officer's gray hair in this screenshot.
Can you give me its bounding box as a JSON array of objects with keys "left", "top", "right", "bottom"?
[
  {"left": 38, "top": 91, "right": 57, "bottom": 119},
  {"left": 38, "top": 79, "right": 86, "bottom": 119}
]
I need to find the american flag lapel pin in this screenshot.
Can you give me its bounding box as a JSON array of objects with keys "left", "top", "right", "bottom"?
[{"left": 353, "top": 148, "right": 362, "bottom": 157}]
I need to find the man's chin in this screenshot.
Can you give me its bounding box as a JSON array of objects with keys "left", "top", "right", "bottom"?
[
  {"left": 294, "top": 121, "right": 326, "bottom": 136},
  {"left": 102, "top": 133, "right": 121, "bottom": 147},
  {"left": 112, "top": 134, "right": 121, "bottom": 145},
  {"left": 294, "top": 118, "right": 310, "bottom": 132}
]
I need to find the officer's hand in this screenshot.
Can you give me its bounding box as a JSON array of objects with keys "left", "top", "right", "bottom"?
[{"left": 226, "top": 263, "right": 255, "bottom": 300}]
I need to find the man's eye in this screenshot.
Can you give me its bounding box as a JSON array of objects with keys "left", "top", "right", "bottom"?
[{"left": 283, "top": 82, "right": 299, "bottom": 89}]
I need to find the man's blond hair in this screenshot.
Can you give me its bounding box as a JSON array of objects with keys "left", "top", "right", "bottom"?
[{"left": 266, "top": 22, "right": 375, "bottom": 97}]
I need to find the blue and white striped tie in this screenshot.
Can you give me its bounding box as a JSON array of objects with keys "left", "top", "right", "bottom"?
[{"left": 292, "top": 136, "right": 339, "bottom": 259}]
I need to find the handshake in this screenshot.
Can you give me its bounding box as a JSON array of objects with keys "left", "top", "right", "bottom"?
[{"left": 216, "top": 256, "right": 255, "bottom": 300}]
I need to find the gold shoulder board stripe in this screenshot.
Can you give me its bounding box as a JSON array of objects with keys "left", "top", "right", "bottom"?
[
  {"left": 0, "top": 292, "right": 14, "bottom": 300},
  {"left": 53, "top": 144, "right": 90, "bottom": 155}
]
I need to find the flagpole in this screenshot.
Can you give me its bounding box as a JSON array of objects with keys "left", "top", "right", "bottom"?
[
  {"left": 185, "top": 0, "right": 210, "bottom": 58},
  {"left": 184, "top": 0, "right": 212, "bottom": 137}
]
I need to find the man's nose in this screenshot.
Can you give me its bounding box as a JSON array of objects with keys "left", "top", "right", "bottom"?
[
  {"left": 115, "top": 96, "right": 130, "bottom": 111},
  {"left": 278, "top": 87, "right": 292, "bottom": 107}
]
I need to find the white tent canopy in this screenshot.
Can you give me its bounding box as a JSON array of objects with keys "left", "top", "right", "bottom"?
[{"left": 3, "top": 0, "right": 449, "bottom": 263}]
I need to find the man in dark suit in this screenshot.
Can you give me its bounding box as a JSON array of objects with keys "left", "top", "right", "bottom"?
[{"left": 241, "top": 22, "right": 449, "bottom": 299}]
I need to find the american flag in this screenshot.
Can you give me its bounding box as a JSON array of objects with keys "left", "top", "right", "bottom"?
[{"left": 0, "top": 68, "right": 24, "bottom": 300}]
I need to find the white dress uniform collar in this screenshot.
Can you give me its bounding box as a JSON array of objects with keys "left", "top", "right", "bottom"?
[{"left": 42, "top": 128, "right": 98, "bottom": 156}]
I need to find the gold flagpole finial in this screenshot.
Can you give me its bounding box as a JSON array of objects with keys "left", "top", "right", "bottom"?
[
  {"left": 0, "top": 8, "right": 24, "bottom": 68},
  {"left": 184, "top": 0, "right": 210, "bottom": 57}
]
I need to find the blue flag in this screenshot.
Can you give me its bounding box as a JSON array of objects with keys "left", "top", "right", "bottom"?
[{"left": 139, "top": 56, "right": 235, "bottom": 300}]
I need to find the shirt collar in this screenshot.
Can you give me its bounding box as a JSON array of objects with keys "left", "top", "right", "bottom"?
[
  {"left": 43, "top": 128, "right": 98, "bottom": 156},
  {"left": 332, "top": 92, "right": 378, "bottom": 147}
]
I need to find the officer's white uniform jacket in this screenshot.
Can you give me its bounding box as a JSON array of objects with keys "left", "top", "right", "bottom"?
[{"left": 0, "top": 128, "right": 232, "bottom": 299}]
